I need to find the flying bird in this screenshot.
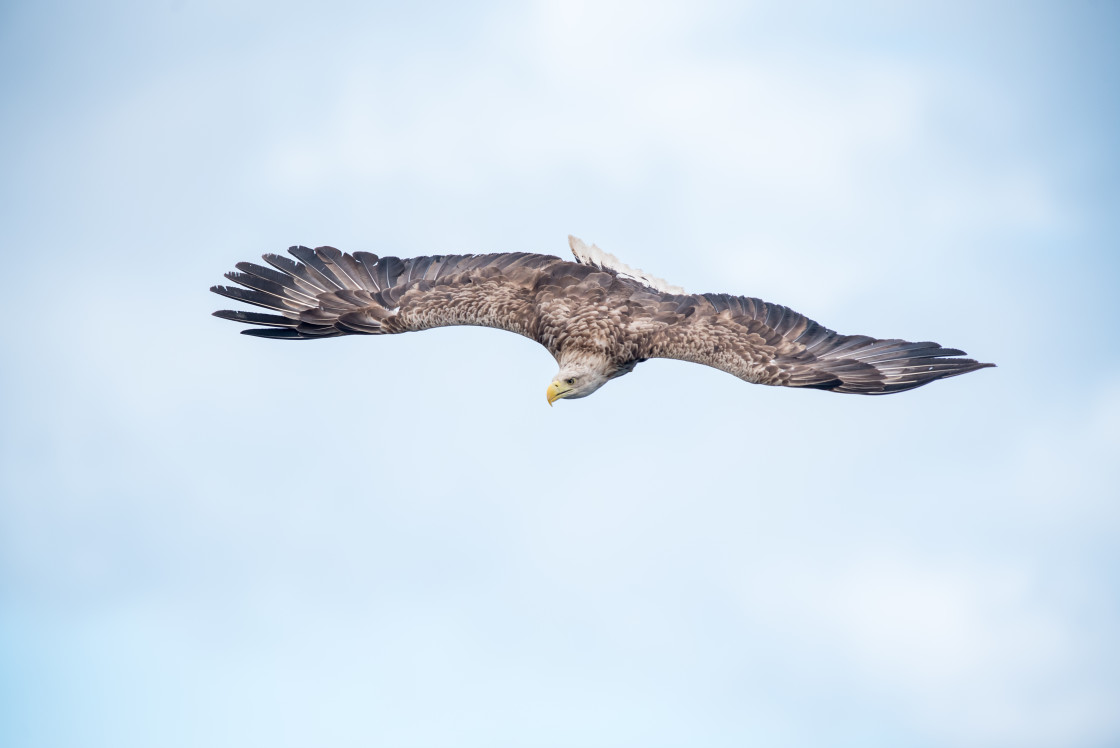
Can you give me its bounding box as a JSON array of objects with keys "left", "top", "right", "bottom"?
[{"left": 211, "top": 236, "right": 993, "bottom": 404}]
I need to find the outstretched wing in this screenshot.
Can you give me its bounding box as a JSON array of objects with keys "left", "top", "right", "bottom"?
[
  {"left": 211, "top": 245, "right": 566, "bottom": 345},
  {"left": 643, "top": 292, "right": 993, "bottom": 395}
]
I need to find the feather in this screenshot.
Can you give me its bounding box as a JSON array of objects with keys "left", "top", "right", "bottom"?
[
  {"left": 334, "top": 251, "right": 375, "bottom": 291},
  {"left": 223, "top": 271, "right": 308, "bottom": 309},
  {"left": 210, "top": 285, "right": 292, "bottom": 313},
  {"left": 375, "top": 256, "right": 405, "bottom": 293},
  {"left": 234, "top": 262, "right": 321, "bottom": 303},
  {"left": 568, "top": 235, "right": 686, "bottom": 294},
  {"left": 352, "top": 252, "right": 382, "bottom": 290},
  {"left": 289, "top": 246, "right": 348, "bottom": 291},
  {"left": 241, "top": 328, "right": 310, "bottom": 339},
  {"left": 212, "top": 309, "right": 297, "bottom": 326},
  {"left": 262, "top": 252, "right": 330, "bottom": 297}
]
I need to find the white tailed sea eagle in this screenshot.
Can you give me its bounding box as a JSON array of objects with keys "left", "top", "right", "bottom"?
[{"left": 211, "top": 236, "right": 993, "bottom": 404}]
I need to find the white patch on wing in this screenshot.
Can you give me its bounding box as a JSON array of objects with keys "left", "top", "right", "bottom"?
[{"left": 568, "top": 235, "right": 686, "bottom": 295}]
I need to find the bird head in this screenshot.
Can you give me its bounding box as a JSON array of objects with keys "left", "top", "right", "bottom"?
[{"left": 546, "top": 361, "right": 612, "bottom": 405}]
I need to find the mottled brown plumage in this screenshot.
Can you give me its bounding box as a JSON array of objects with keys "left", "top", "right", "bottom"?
[{"left": 211, "top": 236, "right": 993, "bottom": 401}]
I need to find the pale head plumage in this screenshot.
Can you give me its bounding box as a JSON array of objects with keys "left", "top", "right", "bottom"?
[{"left": 546, "top": 350, "right": 615, "bottom": 404}]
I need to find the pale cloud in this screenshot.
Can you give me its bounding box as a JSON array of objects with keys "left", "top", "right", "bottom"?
[
  {"left": 819, "top": 558, "right": 1093, "bottom": 747},
  {"left": 1004, "top": 378, "right": 1120, "bottom": 527},
  {"left": 722, "top": 548, "right": 1118, "bottom": 748}
]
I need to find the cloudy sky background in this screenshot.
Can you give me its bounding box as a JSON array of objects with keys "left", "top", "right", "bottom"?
[{"left": 1, "top": 1, "right": 1118, "bottom": 746}]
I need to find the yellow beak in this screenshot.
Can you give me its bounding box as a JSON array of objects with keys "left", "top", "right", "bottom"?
[{"left": 546, "top": 381, "right": 568, "bottom": 406}]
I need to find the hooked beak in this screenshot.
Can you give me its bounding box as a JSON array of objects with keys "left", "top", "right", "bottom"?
[{"left": 546, "top": 381, "right": 569, "bottom": 407}]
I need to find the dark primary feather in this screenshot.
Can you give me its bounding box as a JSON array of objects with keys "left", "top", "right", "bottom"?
[
  {"left": 645, "top": 292, "right": 994, "bottom": 395},
  {"left": 212, "top": 245, "right": 993, "bottom": 395},
  {"left": 212, "top": 245, "right": 567, "bottom": 342}
]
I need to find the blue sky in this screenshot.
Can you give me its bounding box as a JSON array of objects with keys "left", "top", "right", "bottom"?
[{"left": 1, "top": 1, "right": 1118, "bottom": 746}]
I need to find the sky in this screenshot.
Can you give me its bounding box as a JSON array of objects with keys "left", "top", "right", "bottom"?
[{"left": 1, "top": 1, "right": 1118, "bottom": 746}]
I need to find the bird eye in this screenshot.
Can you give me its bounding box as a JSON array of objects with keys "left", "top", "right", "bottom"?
[{"left": 565, "top": 377, "right": 576, "bottom": 385}]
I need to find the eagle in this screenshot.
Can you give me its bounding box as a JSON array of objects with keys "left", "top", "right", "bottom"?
[{"left": 211, "top": 236, "right": 993, "bottom": 404}]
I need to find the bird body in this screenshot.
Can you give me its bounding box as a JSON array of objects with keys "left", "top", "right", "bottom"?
[{"left": 212, "top": 236, "right": 993, "bottom": 403}]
